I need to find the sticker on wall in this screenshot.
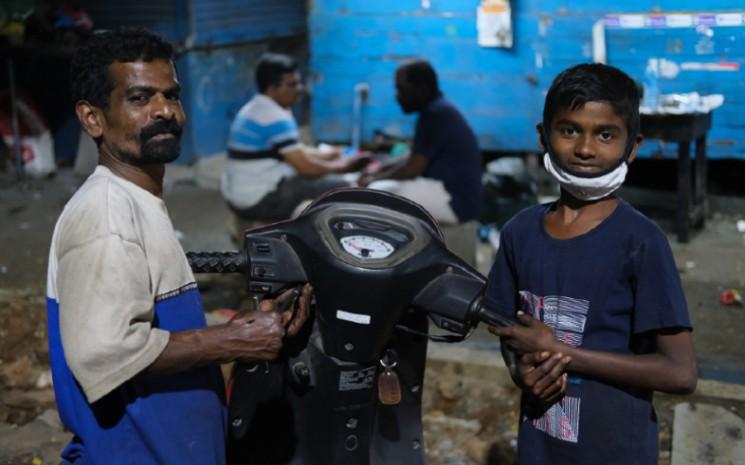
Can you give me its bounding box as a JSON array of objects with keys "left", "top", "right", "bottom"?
[
  {"left": 715, "top": 13, "right": 744, "bottom": 26},
  {"left": 604, "top": 11, "right": 745, "bottom": 29},
  {"left": 680, "top": 61, "right": 740, "bottom": 72},
  {"left": 477, "top": 0, "right": 512, "bottom": 48},
  {"left": 619, "top": 15, "right": 646, "bottom": 29}
]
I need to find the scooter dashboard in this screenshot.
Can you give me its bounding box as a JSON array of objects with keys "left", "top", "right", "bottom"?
[
  {"left": 331, "top": 218, "right": 412, "bottom": 261},
  {"left": 339, "top": 235, "right": 394, "bottom": 259}
]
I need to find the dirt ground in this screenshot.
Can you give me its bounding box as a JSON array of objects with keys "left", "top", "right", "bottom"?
[{"left": 1, "top": 166, "right": 744, "bottom": 464}]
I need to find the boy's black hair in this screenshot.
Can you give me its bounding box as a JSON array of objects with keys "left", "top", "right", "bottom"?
[
  {"left": 255, "top": 53, "right": 298, "bottom": 93},
  {"left": 70, "top": 27, "right": 175, "bottom": 109},
  {"left": 398, "top": 60, "right": 441, "bottom": 103},
  {"left": 543, "top": 63, "right": 640, "bottom": 140}
]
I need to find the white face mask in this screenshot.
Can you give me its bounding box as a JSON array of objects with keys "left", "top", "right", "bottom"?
[{"left": 543, "top": 152, "right": 628, "bottom": 201}]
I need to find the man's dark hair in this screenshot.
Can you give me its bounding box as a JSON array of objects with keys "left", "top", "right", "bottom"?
[
  {"left": 543, "top": 63, "right": 640, "bottom": 137},
  {"left": 398, "top": 60, "right": 440, "bottom": 103},
  {"left": 256, "top": 53, "right": 298, "bottom": 93},
  {"left": 69, "top": 27, "right": 175, "bottom": 109}
]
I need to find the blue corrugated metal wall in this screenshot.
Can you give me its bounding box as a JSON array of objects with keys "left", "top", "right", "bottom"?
[
  {"left": 82, "top": 0, "right": 306, "bottom": 47},
  {"left": 179, "top": 39, "right": 308, "bottom": 161},
  {"left": 79, "top": 0, "right": 306, "bottom": 163},
  {"left": 309, "top": 1, "right": 745, "bottom": 159},
  {"left": 189, "top": 0, "right": 306, "bottom": 46},
  {"left": 81, "top": 1, "right": 188, "bottom": 42},
  {"left": 604, "top": 17, "right": 744, "bottom": 159},
  {"left": 179, "top": 47, "right": 260, "bottom": 160},
  {"left": 181, "top": 0, "right": 307, "bottom": 161}
]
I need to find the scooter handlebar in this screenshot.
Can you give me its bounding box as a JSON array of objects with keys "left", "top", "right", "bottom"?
[{"left": 470, "top": 302, "right": 519, "bottom": 328}]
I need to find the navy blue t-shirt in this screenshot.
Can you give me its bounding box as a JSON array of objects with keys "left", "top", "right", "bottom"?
[
  {"left": 485, "top": 200, "right": 691, "bottom": 465},
  {"left": 412, "top": 95, "right": 483, "bottom": 221}
]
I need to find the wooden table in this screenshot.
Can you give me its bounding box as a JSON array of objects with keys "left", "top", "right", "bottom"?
[{"left": 640, "top": 112, "right": 712, "bottom": 243}]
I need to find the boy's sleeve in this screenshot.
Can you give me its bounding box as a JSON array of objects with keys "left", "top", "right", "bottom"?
[
  {"left": 57, "top": 234, "right": 170, "bottom": 403},
  {"left": 484, "top": 227, "right": 519, "bottom": 318},
  {"left": 632, "top": 234, "right": 691, "bottom": 334}
]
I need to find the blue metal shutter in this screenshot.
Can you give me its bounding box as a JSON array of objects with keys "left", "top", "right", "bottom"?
[
  {"left": 189, "top": 0, "right": 306, "bottom": 46},
  {"left": 79, "top": 0, "right": 187, "bottom": 43}
]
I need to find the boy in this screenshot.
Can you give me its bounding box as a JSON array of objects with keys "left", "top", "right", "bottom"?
[{"left": 488, "top": 63, "right": 697, "bottom": 464}]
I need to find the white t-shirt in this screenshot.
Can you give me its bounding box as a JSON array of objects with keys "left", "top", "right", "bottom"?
[{"left": 46, "top": 165, "right": 197, "bottom": 402}]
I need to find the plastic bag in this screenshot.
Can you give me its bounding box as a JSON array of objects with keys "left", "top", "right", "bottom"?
[{"left": 0, "top": 94, "right": 56, "bottom": 178}]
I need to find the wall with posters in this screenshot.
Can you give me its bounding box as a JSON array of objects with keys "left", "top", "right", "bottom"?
[{"left": 309, "top": 0, "right": 745, "bottom": 159}]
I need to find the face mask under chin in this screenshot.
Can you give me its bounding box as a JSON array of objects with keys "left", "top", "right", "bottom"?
[{"left": 543, "top": 152, "right": 628, "bottom": 202}]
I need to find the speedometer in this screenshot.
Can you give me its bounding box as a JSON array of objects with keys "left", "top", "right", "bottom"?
[{"left": 340, "top": 235, "right": 395, "bottom": 259}]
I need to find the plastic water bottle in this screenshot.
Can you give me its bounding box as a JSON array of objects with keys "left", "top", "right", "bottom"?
[{"left": 642, "top": 58, "right": 660, "bottom": 112}]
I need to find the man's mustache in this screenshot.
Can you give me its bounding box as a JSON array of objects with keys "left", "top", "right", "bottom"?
[{"left": 140, "top": 120, "right": 183, "bottom": 143}]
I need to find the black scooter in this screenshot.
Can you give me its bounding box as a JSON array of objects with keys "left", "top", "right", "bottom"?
[{"left": 188, "top": 188, "right": 516, "bottom": 465}]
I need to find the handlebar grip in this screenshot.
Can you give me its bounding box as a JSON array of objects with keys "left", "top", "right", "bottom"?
[
  {"left": 473, "top": 305, "right": 519, "bottom": 328},
  {"left": 187, "top": 251, "right": 247, "bottom": 274}
]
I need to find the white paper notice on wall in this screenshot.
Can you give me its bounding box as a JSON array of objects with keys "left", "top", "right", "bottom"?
[{"left": 477, "top": 0, "right": 512, "bottom": 48}]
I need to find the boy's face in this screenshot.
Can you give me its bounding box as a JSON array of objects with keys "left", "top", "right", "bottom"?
[{"left": 539, "top": 101, "right": 640, "bottom": 174}]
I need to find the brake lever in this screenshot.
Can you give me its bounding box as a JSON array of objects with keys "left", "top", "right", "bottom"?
[{"left": 277, "top": 285, "right": 304, "bottom": 329}]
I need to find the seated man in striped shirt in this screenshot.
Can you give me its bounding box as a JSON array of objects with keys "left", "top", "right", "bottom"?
[{"left": 221, "top": 53, "right": 369, "bottom": 222}]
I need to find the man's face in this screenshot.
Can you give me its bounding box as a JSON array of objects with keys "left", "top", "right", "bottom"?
[
  {"left": 271, "top": 71, "right": 303, "bottom": 108},
  {"left": 395, "top": 69, "right": 418, "bottom": 114},
  {"left": 544, "top": 101, "right": 637, "bottom": 175},
  {"left": 99, "top": 59, "right": 184, "bottom": 165}
]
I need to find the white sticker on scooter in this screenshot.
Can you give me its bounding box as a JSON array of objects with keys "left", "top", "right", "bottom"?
[{"left": 336, "top": 310, "right": 371, "bottom": 325}]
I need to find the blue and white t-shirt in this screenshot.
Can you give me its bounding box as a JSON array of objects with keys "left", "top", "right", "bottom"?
[
  {"left": 485, "top": 200, "right": 691, "bottom": 465},
  {"left": 221, "top": 94, "right": 304, "bottom": 209},
  {"left": 46, "top": 166, "right": 227, "bottom": 465}
]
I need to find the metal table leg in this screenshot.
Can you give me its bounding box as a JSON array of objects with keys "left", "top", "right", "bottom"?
[
  {"left": 676, "top": 140, "right": 691, "bottom": 243},
  {"left": 694, "top": 135, "right": 708, "bottom": 219}
]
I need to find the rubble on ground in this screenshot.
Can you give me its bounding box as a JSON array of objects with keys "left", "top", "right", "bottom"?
[{"left": 0, "top": 292, "right": 71, "bottom": 464}]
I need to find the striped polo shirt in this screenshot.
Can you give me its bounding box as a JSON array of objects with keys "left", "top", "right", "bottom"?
[{"left": 221, "top": 94, "right": 303, "bottom": 209}]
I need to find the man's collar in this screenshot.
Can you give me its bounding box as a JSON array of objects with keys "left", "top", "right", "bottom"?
[
  {"left": 420, "top": 93, "right": 444, "bottom": 113},
  {"left": 256, "top": 93, "right": 283, "bottom": 108}
]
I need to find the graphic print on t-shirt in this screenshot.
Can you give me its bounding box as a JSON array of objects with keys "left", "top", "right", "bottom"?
[{"left": 519, "top": 290, "right": 589, "bottom": 443}]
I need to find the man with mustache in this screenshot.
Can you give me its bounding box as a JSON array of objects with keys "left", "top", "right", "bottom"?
[{"left": 45, "top": 27, "right": 311, "bottom": 465}]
